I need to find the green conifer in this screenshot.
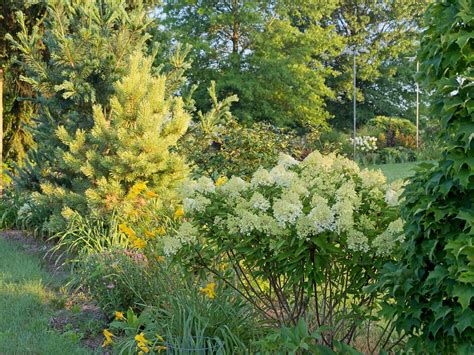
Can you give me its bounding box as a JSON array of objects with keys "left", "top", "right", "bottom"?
[{"left": 41, "top": 52, "right": 190, "bottom": 229}]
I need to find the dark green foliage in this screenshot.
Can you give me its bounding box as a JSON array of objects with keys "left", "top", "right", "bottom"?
[
  {"left": 77, "top": 248, "right": 155, "bottom": 315},
  {"left": 0, "top": 0, "right": 46, "bottom": 164},
  {"left": 180, "top": 81, "right": 305, "bottom": 179},
  {"left": 376, "top": 0, "right": 474, "bottom": 352},
  {"left": 7, "top": 0, "right": 152, "bottom": 191}
]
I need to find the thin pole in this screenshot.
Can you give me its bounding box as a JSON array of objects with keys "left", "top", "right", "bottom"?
[
  {"left": 0, "top": 69, "right": 3, "bottom": 197},
  {"left": 416, "top": 61, "right": 419, "bottom": 150},
  {"left": 353, "top": 52, "right": 357, "bottom": 160}
]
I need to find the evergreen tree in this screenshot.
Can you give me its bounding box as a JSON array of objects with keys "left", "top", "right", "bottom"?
[
  {"left": 7, "top": 0, "right": 153, "bottom": 192},
  {"left": 37, "top": 52, "right": 190, "bottom": 230},
  {"left": 0, "top": 0, "right": 46, "bottom": 164}
]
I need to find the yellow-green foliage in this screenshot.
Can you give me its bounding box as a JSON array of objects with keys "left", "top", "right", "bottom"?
[{"left": 35, "top": 52, "right": 190, "bottom": 232}]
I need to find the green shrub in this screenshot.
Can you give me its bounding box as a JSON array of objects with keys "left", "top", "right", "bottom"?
[
  {"left": 168, "top": 151, "right": 404, "bottom": 350},
  {"left": 376, "top": 147, "right": 417, "bottom": 164},
  {"left": 375, "top": 1, "right": 474, "bottom": 352},
  {"left": 368, "top": 116, "right": 417, "bottom": 150},
  {"left": 180, "top": 83, "right": 303, "bottom": 180},
  {"left": 77, "top": 248, "right": 155, "bottom": 315}
]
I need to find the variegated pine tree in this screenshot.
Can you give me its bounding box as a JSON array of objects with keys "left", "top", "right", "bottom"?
[{"left": 39, "top": 52, "right": 191, "bottom": 230}]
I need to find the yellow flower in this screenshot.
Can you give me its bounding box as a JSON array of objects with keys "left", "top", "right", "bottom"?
[
  {"left": 199, "top": 282, "right": 216, "bottom": 299},
  {"left": 114, "top": 311, "right": 125, "bottom": 320},
  {"left": 132, "top": 238, "right": 147, "bottom": 249},
  {"left": 135, "top": 332, "right": 150, "bottom": 353},
  {"left": 155, "top": 345, "right": 168, "bottom": 352},
  {"left": 135, "top": 332, "right": 150, "bottom": 344},
  {"left": 119, "top": 223, "right": 136, "bottom": 238},
  {"left": 145, "top": 191, "right": 158, "bottom": 198},
  {"left": 144, "top": 230, "right": 155, "bottom": 238},
  {"left": 102, "top": 329, "right": 113, "bottom": 347},
  {"left": 215, "top": 176, "right": 228, "bottom": 187},
  {"left": 156, "top": 226, "right": 166, "bottom": 236},
  {"left": 137, "top": 343, "right": 149, "bottom": 353},
  {"left": 128, "top": 181, "right": 148, "bottom": 198},
  {"left": 156, "top": 334, "right": 164, "bottom": 342},
  {"left": 155, "top": 255, "right": 165, "bottom": 263},
  {"left": 174, "top": 207, "right": 185, "bottom": 218}
]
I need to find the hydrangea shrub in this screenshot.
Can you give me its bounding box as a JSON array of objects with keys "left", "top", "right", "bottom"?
[{"left": 167, "top": 151, "right": 404, "bottom": 348}]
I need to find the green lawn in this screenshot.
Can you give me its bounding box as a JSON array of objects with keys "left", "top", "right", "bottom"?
[
  {"left": 369, "top": 161, "right": 428, "bottom": 182},
  {"left": 0, "top": 237, "right": 92, "bottom": 354}
]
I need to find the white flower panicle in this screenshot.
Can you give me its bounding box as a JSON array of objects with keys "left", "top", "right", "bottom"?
[
  {"left": 167, "top": 150, "right": 403, "bottom": 258},
  {"left": 385, "top": 180, "right": 406, "bottom": 207},
  {"left": 251, "top": 168, "right": 274, "bottom": 187},
  {"left": 349, "top": 136, "right": 378, "bottom": 152},
  {"left": 250, "top": 192, "right": 271, "bottom": 211},
  {"left": 278, "top": 153, "right": 299, "bottom": 168},
  {"left": 373, "top": 218, "right": 405, "bottom": 256}
]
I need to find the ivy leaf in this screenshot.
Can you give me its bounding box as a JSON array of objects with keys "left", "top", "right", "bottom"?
[{"left": 453, "top": 285, "right": 474, "bottom": 310}]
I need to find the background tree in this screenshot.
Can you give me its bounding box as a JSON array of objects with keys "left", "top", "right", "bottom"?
[
  {"left": 162, "top": 0, "right": 342, "bottom": 128},
  {"left": 324, "top": 0, "right": 428, "bottom": 129}
]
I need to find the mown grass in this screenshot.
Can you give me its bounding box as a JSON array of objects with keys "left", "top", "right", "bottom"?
[
  {"left": 369, "top": 161, "right": 425, "bottom": 182},
  {"left": 0, "top": 237, "right": 92, "bottom": 354}
]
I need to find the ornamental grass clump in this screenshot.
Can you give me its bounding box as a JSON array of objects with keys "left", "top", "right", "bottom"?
[{"left": 168, "top": 151, "right": 405, "bottom": 349}]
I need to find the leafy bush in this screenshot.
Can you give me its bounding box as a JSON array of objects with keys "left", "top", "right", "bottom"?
[
  {"left": 180, "top": 83, "right": 303, "bottom": 179},
  {"left": 376, "top": 1, "right": 474, "bottom": 352},
  {"left": 168, "top": 151, "right": 404, "bottom": 349},
  {"left": 376, "top": 147, "right": 417, "bottom": 164},
  {"left": 77, "top": 248, "right": 156, "bottom": 315},
  {"left": 368, "top": 116, "right": 417, "bottom": 150}
]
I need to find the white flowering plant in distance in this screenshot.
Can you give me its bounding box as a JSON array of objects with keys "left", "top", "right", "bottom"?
[{"left": 168, "top": 151, "right": 404, "bottom": 347}]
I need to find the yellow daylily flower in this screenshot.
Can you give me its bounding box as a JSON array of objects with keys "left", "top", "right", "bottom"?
[
  {"left": 114, "top": 311, "right": 125, "bottom": 320},
  {"left": 132, "top": 238, "right": 147, "bottom": 249},
  {"left": 145, "top": 191, "right": 158, "bottom": 198},
  {"left": 174, "top": 207, "right": 185, "bottom": 218},
  {"left": 155, "top": 345, "right": 168, "bottom": 352},
  {"left": 102, "top": 329, "right": 113, "bottom": 347},
  {"left": 135, "top": 332, "right": 150, "bottom": 344},
  {"left": 215, "top": 176, "right": 228, "bottom": 187},
  {"left": 119, "top": 223, "right": 136, "bottom": 238},
  {"left": 199, "top": 282, "right": 217, "bottom": 299},
  {"left": 156, "top": 226, "right": 166, "bottom": 236},
  {"left": 144, "top": 230, "right": 155, "bottom": 238},
  {"left": 137, "top": 343, "right": 149, "bottom": 353},
  {"left": 135, "top": 332, "right": 151, "bottom": 353}
]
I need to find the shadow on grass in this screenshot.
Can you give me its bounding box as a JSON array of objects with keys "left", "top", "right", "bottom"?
[{"left": 0, "top": 238, "right": 92, "bottom": 354}]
